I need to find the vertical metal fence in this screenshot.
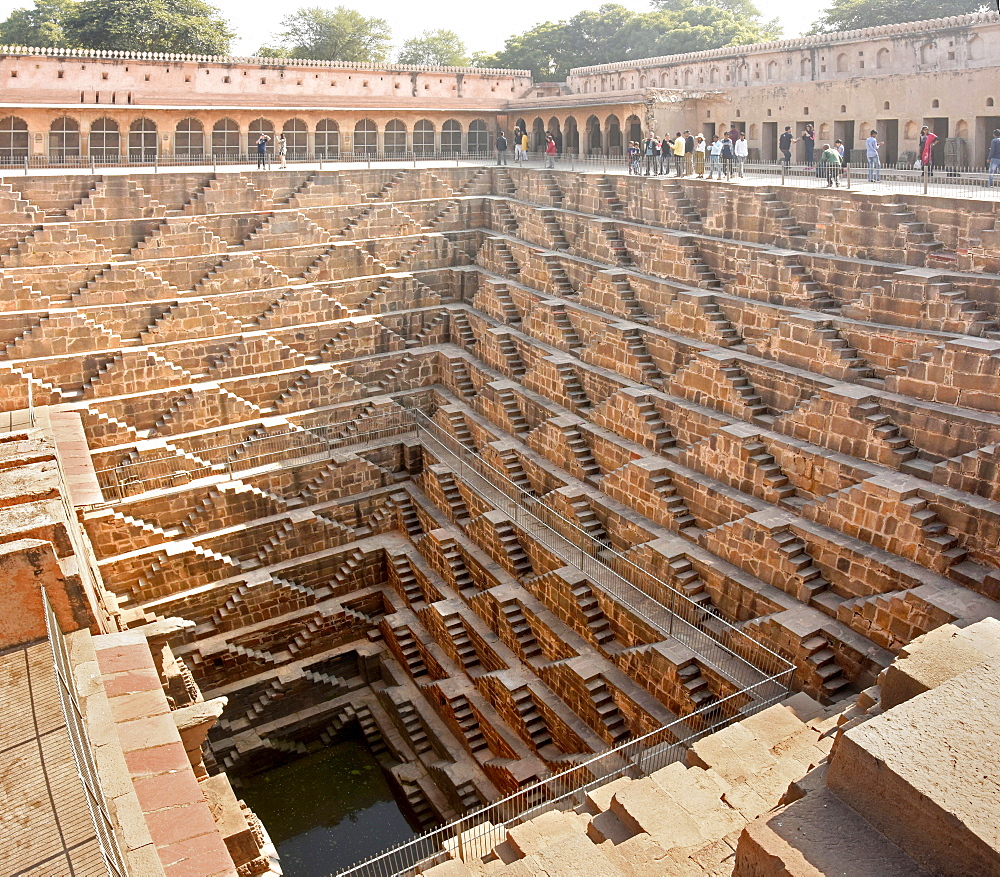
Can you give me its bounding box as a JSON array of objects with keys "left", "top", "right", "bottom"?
[{"left": 42, "top": 589, "right": 129, "bottom": 877}]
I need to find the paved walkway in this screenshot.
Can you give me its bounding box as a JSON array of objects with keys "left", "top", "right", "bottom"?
[
  {"left": 0, "top": 640, "right": 108, "bottom": 876},
  {"left": 0, "top": 156, "right": 997, "bottom": 202}
]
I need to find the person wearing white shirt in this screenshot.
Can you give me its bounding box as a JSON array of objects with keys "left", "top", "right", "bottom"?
[
  {"left": 865, "top": 130, "right": 881, "bottom": 182},
  {"left": 734, "top": 133, "right": 748, "bottom": 178},
  {"left": 707, "top": 136, "right": 723, "bottom": 180}
]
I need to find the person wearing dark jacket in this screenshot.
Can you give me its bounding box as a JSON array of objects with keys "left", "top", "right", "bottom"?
[
  {"left": 496, "top": 131, "right": 508, "bottom": 165},
  {"left": 684, "top": 131, "right": 695, "bottom": 175}
]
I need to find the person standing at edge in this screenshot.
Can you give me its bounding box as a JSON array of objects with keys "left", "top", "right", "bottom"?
[
  {"left": 684, "top": 130, "right": 695, "bottom": 175},
  {"left": 734, "top": 132, "right": 748, "bottom": 178},
  {"left": 989, "top": 128, "right": 1000, "bottom": 187},
  {"left": 545, "top": 133, "right": 557, "bottom": 169},
  {"left": 720, "top": 131, "right": 734, "bottom": 180},
  {"left": 920, "top": 126, "right": 938, "bottom": 177},
  {"left": 779, "top": 126, "right": 794, "bottom": 166},
  {"left": 521, "top": 129, "right": 529, "bottom": 163},
  {"left": 276, "top": 134, "right": 287, "bottom": 169},
  {"left": 802, "top": 124, "right": 816, "bottom": 168},
  {"left": 707, "top": 135, "right": 723, "bottom": 180},
  {"left": 694, "top": 133, "right": 706, "bottom": 178},
  {"left": 672, "top": 131, "right": 685, "bottom": 176},
  {"left": 512, "top": 127, "right": 523, "bottom": 163},
  {"left": 496, "top": 130, "right": 508, "bottom": 166},
  {"left": 643, "top": 133, "right": 658, "bottom": 176},
  {"left": 255, "top": 132, "right": 270, "bottom": 170},
  {"left": 866, "top": 129, "right": 881, "bottom": 182},
  {"left": 659, "top": 132, "right": 671, "bottom": 175}
]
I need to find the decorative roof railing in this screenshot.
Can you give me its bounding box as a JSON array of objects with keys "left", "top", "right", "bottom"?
[
  {"left": 568, "top": 10, "right": 1000, "bottom": 75},
  {"left": 0, "top": 44, "right": 531, "bottom": 77}
]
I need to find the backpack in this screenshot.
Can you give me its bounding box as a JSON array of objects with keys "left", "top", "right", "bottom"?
[{"left": 721, "top": 141, "right": 733, "bottom": 158}]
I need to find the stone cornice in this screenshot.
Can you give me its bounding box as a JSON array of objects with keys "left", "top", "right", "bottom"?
[
  {"left": 568, "top": 10, "right": 1000, "bottom": 76},
  {"left": 0, "top": 45, "right": 531, "bottom": 78}
]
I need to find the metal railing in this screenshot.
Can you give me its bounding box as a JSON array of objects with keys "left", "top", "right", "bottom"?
[
  {"left": 93, "top": 410, "right": 420, "bottom": 502},
  {"left": 334, "top": 679, "right": 786, "bottom": 877},
  {"left": 42, "top": 588, "right": 129, "bottom": 877}
]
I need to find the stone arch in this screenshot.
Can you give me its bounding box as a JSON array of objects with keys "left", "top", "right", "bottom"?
[
  {"left": 800, "top": 57, "right": 810, "bottom": 77},
  {"left": 683, "top": 69, "right": 692, "bottom": 86},
  {"left": 212, "top": 118, "right": 240, "bottom": 154},
  {"left": 818, "top": 123, "right": 831, "bottom": 141},
  {"left": 89, "top": 117, "right": 119, "bottom": 161},
  {"left": 586, "top": 115, "right": 601, "bottom": 153},
  {"left": 836, "top": 53, "right": 849, "bottom": 73},
  {"left": 564, "top": 116, "right": 579, "bottom": 154},
  {"left": 955, "top": 119, "right": 969, "bottom": 140},
  {"left": 749, "top": 123, "right": 758, "bottom": 140},
  {"left": 583, "top": 80, "right": 590, "bottom": 94},
  {"left": 876, "top": 47, "right": 890, "bottom": 69},
  {"left": 281, "top": 118, "right": 308, "bottom": 156},
  {"left": 606, "top": 114, "right": 622, "bottom": 155},
  {"left": 247, "top": 117, "right": 274, "bottom": 153},
  {"left": 531, "top": 117, "right": 545, "bottom": 150},
  {"left": 414, "top": 119, "right": 435, "bottom": 156},
  {"left": 547, "top": 116, "right": 562, "bottom": 152},
  {"left": 353, "top": 118, "right": 377, "bottom": 155},
  {"left": 442, "top": 119, "right": 462, "bottom": 154},
  {"left": 626, "top": 114, "right": 642, "bottom": 145},
  {"left": 128, "top": 118, "right": 157, "bottom": 161},
  {"left": 383, "top": 119, "right": 406, "bottom": 155},
  {"left": 173, "top": 117, "right": 203, "bottom": 157},
  {"left": 315, "top": 119, "right": 339, "bottom": 157},
  {"left": 919, "top": 42, "right": 934, "bottom": 64},
  {"left": 766, "top": 60, "right": 779, "bottom": 81},
  {"left": 468, "top": 119, "right": 489, "bottom": 154},
  {"left": 639, "top": 76, "right": 646, "bottom": 88},
  {"left": 968, "top": 34, "right": 982, "bottom": 60},
  {"left": 709, "top": 67, "right": 719, "bottom": 84},
  {"left": 904, "top": 120, "right": 919, "bottom": 140},
  {"left": 0, "top": 115, "right": 29, "bottom": 161}
]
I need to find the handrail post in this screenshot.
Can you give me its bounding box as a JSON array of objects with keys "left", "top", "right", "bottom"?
[{"left": 923, "top": 162, "right": 929, "bottom": 195}]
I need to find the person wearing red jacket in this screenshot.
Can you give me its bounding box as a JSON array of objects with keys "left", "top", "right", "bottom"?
[{"left": 545, "top": 133, "right": 557, "bottom": 169}]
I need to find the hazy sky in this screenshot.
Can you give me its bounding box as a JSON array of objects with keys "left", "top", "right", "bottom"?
[{"left": 0, "top": 0, "right": 818, "bottom": 57}]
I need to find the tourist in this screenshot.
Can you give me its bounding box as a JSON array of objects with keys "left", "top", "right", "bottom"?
[
  {"left": 821, "top": 142, "right": 842, "bottom": 187},
  {"left": 694, "top": 134, "right": 706, "bottom": 177},
  {"left": 802, "top": 124, "right": 816, "bottom": 168},
  {"left": 627, "top": 141, "right": 640, "bottom": 175},
  {"left": 672, "top": 132, "right": 685, "bottom": 176},
  {"left": 989, "top": 128, "right": 1000, "bottom": 186},
  {"left": 835, "top": 138, "right": 847, "bottom": 181},
  {"left": 659, "top": 133, "right": 672, "bottom": 175},
  {"left": 255, "top": 132, "right": 270, "bottom": 170},
  {"left": 496, "top": 130, "right": 508, "bottom": 166},
  {"left": 276, "top": 134, "right": 287, "bottom": 168},
  {"left": 866, "top": 129, "right": 881, "bottom": 182},
  {"left": 920, "top": 126, "right": 938, "bottom": 177},
  {"left": 684, "top": 130, "right": 695, "bottom": 175},
  {"left": 720, "top": 132, "right": 734, "bottom": 179},
  {"left": 707, "top": 136, "right": 723, "bottom": 179},
  {"left": 779, "top": 126, "right": 794, "bottom": 166},
  {"left": 734, "top": 132, "right": 748, "bottom": 178},
  {"left": 643, "top": 133, "right": 658, "bottom": 176},
  {"left": 521, "top": 129, "right": 530, "bottom": 162},
  {"left": 545, "top": 133, "right": 557, "bottom": 168},
  {"left": 512, "top": 127, "right": 523, "bottom": 162}
]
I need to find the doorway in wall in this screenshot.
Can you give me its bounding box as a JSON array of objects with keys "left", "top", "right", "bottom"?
[
  {"left": 762, "top": 121, "right": 778, "bottom": 161},
  {"left": 877, "top": 119, "right": 898, "bottom": 165},
  {"left": 975, "top": 116, "right": 1000, "bottom": 167}
]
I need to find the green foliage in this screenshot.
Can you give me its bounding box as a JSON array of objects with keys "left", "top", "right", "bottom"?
[
  {"left": 475, "top": 2, "right": 781, "bottom": 80},
  {"left": 809, "top": 0, "right": 987, "bottom": 33},
  {"left": 0, "top": 0, "right": 235, "bottom": 53},
  {"left": 267, "top": 6, "right": 392, "bottom": 62},
  {"left": 0, "top": 0, "right": 74, "bottom": 47},
  {"left": 397, "top": 29, "right": 469, "bottom": 66}
]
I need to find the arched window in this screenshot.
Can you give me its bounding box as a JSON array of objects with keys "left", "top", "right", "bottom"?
[
  {"left": 836, "top": 53, "right": 848, "bottom": 73},
  {"left": 441, "top": 119, "right": 462, "bottom": 154},
  {"left": 247, "top": 117, "right": 274, "bottom": 154},
  {"left": 49, "top": 116, "right": 80, "bottom": 161},
  {"left": 800, "top": 57, "right": 810, "bottom": 77},
  {"left": 968, "top": 34, "right": 982, "bottom": 60},
  {"left": 904, "top": 120, "right": 919, "bottom": 140},
  {"left": 919, "top": 42, "right": 933, "bottom": 64},
  {"left": 282, "top": 118, "right": 308, "bottom": 157},
  {"left": 0, "top": 115, "right": 29, "bottom": 163},
  {"left": 468, "top": 119, "right": 489, "bottom": 154},
  {"left": 128, "top": 117, "right": 157, "bottom": 162},
  {"left": 174, "top": 117, "right": 204, "bottom": 157},
  {"left": 353, "top": 119, "right": 377, "bottom": 155},
  {"left": 766, "top": 60, "right": 779, "bottom": 81},
  {"left": 639, "top": 76, "right": 646, "bottom": 88},
  {"left": 89, "top": 118, "right": 119, "bottom": 161},
  {"left": 876, "top": 48, "right": 890, "bottom": 69},
  {"left": 212, "top": 118, "right": 240, "bottom": 155},
  {"left": 583, "top": 81, "right": 590, "bottom": 94},
  {"left": 384, "top": 119, "right": 406, "bottom": 155},
  {"left": 413, "top": 119, "right": 435, "bottom": 156},
  {"left": 315, "top": 119, "right": 339, "bottom": 158},
  {"left": 709, "top": 67, "right": 718, "bottom": 84}
]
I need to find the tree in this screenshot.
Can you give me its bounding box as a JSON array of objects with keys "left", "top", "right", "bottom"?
[
  {"left": 809, "top": 0, "right": 987, "bottom": 33},
  {"left": 266, "top": 6, "right": 392, "bottom": 62},
  {"left": 0, "top": 0, "right": 74, "bottom": 47},
  {"left": 476, "top": 2, "right": 781, "bottom": 80},
  {"left": 398, "top": 29, "right": 468, "bottom": 66}
]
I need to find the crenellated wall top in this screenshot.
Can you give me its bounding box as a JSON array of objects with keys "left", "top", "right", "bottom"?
[
  {"left": 0, "top": 44, "right": 531, "bottom": 78},
  {"left": 567, "top": 10, "right": 1000, "bottom": 76}
]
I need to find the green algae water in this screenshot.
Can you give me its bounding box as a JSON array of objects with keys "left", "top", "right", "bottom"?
[{"left": 238, "top": 739, "right": 417, "bottom": 876}]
